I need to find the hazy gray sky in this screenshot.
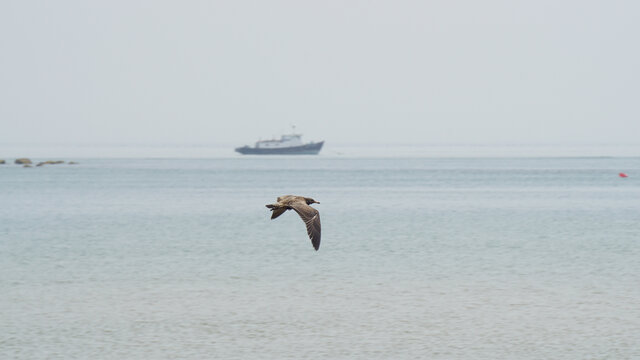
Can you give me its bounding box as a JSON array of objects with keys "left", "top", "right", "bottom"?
[{"left": 1, "top": 0, "right": 638, "bottom": 146}]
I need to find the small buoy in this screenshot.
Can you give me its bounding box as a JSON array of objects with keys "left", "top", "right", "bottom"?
[{"left": 619, "top": 173, "right": 628, "bottom": 178}]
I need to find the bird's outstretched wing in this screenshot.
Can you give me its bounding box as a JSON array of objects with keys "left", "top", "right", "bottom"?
[{"left": 289, "top": 202, "right": 321, "bottom": 251}]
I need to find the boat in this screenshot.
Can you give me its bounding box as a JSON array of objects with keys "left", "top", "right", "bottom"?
[{"left": 235, "top": 128, "right": 324, "bottom": 155}]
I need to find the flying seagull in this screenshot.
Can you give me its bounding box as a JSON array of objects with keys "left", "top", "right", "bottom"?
[{"left": 266, "top": 195, "right": 321, "bottom": 250}]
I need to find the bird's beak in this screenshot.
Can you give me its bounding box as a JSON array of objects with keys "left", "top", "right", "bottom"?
[{"left": 315, "top": 201, "right": 320, "bottom": 204}]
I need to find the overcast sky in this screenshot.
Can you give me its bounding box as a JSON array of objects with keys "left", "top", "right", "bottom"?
[{"left": 1, "top": 0, "right": 639, "bottom": 146}]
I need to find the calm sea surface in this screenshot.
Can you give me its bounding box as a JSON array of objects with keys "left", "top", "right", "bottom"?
[{"left": 2, "top": 156, "right": 640, "bottom": 359}]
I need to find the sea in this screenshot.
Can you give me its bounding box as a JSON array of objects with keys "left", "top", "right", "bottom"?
[{"left": 2, "top": 145, "right": 640, "bottom": 359}]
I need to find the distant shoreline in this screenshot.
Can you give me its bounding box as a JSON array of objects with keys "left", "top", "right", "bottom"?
[{"left": 1, "top": 144, "right": 639, "bottom": 159}]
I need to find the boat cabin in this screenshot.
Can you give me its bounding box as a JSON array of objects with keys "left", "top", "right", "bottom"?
[{"left": 255, "top": 134, "right": 304, "bottom": 149}]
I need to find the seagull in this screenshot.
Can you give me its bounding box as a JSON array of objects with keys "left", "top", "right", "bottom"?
[{"left": 265, "top": 195, "right": 321, "bottom": 251}]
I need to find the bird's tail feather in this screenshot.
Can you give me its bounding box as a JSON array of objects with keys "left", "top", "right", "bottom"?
[{"left": 266, "top": 204, "right": 286, "bottom": 219}]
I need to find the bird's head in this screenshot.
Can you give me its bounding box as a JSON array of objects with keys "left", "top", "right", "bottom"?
[{"left": 305, "top": 197, "right": 320, "bottom": 205}]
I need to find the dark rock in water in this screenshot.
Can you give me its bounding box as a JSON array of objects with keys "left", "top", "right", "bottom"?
[
  {"left": 15, "top": 158, "right": 32, "bottom": 165},
  {"left": 68, "top": 161, "right": 78, "bottom": 165},
  {"left": 36, "top": 160, "right": 67, "bottom": 167},
  {"left": 23, "top": 164, "right": 32, "bottom": 168},
  {"left": 0, "top": 159, "right": 5, "bottom": 164},
  {"left": 15, "top": 159, "right": 75, "bottom": 167}
]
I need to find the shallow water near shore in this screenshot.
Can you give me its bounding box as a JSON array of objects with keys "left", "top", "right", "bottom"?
[{"left": 2, "top": 156, "right": 640, "bottom": 359}]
